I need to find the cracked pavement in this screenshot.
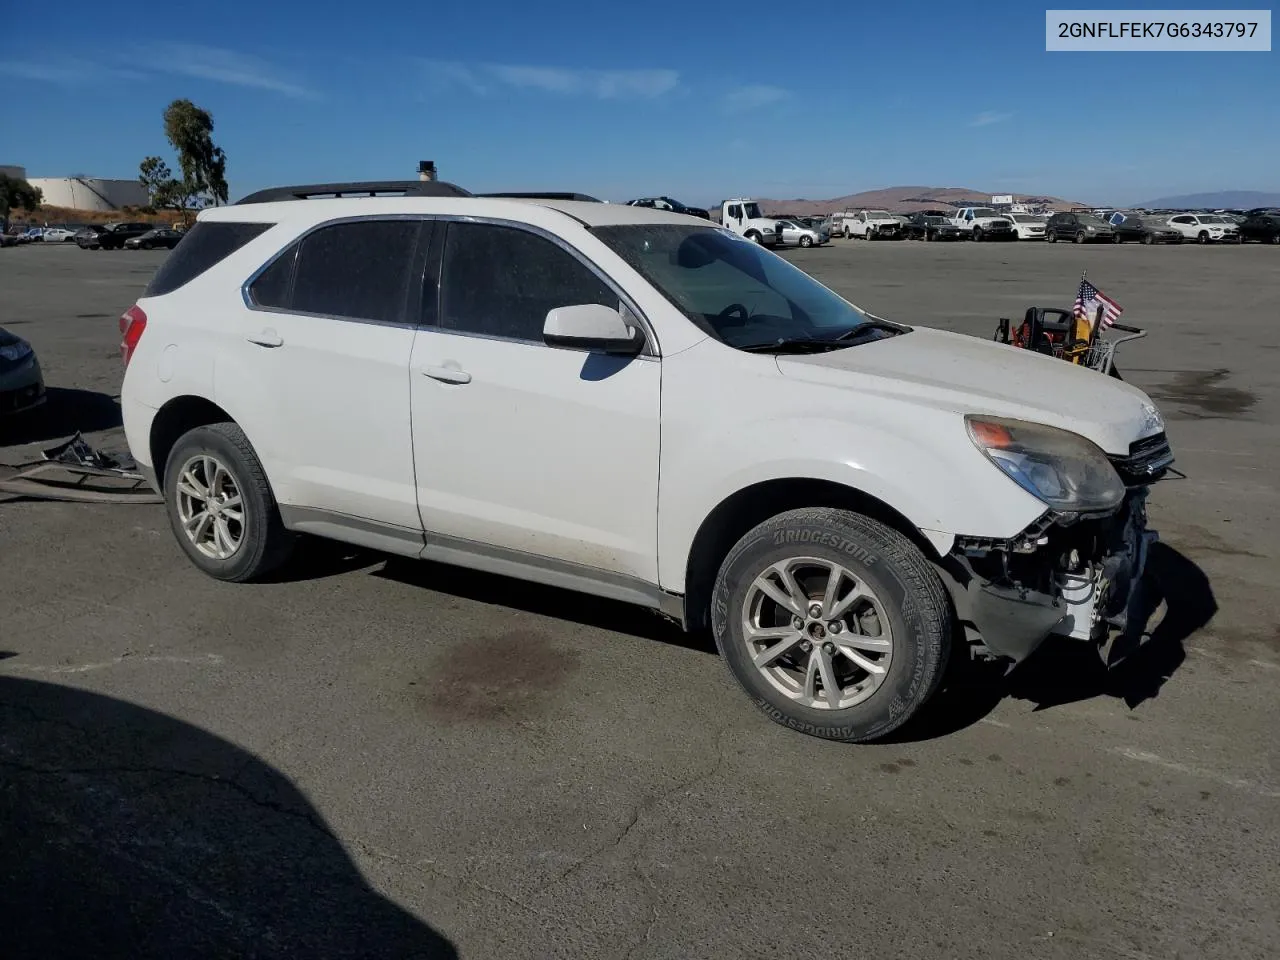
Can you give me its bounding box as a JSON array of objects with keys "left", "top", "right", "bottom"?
[{"left": 2, "top": 242, "right": 1279, "bottom": 958}]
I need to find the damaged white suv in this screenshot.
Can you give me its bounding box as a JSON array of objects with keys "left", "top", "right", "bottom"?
[{"left": 119, "top": 180, "right": 1174, "bottom": 742}]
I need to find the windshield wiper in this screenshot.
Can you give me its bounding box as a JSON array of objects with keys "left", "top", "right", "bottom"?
[
  {"left": 834, "top": 318, "right": 908, "bottom": 341},
  {"left": 737, "top": 337, "right": 850, "bottom": 354}
]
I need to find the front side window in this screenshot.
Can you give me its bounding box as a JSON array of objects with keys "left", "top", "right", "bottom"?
[
  {"left": 438, "top": 222, "right": 616, "bottom": 342},
  {"left": 596, "top": 224, "right": 890, "bottom": 352},
  {"left": 285, "top": 219, "right": 422, "bottom": 323}
]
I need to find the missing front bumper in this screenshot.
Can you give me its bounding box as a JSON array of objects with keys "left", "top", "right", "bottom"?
[{"left": 936, "top": 492, "right": 1158, "bottom": 663}]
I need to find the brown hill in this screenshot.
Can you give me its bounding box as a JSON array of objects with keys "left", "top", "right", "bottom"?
[{"left": 751, "top": 186, "right": 1088, "bottom": 217}]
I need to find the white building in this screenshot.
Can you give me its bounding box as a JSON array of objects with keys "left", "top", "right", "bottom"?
[{"left": 27, "top": 177, "right": 148, "bottom": 212}]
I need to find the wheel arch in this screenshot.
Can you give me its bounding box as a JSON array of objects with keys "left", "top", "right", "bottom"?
[
  {"left": 149, "top": 395, "right": 237, "bottom": 487},
  {"left": 680, "top": 477, "right": 942, "bottom": 633}
]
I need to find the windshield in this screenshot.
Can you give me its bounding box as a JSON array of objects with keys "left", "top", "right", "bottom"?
[
  {"left": 1077, "top": 215, "right": 1109, "bottom": 226},
  {"left": 1009, "top": 214, "right": 1039, "bottom": 223},
  {"left": 867, "top": 210, "right": 892, "bottom": 219},
  {"left": 1199, "top": 215, "right": 1226, "bottom": 224},
  {"left": 971, "top": 208, "right": 999, "bottom": 218},
  {"left": 742, "top": 202, "right": 764, "bottom": 219},
  {"left": 595, "top": 224, "right": 880, "bottom": 349}
]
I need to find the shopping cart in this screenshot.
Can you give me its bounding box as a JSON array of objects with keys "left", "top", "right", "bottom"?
[{"left": 993, "top": 306, "right": 1147, "bottom": 379}]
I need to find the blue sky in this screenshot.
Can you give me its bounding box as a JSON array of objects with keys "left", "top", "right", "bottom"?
[{"left": 3, "top": 0, "right": 1276, "bottom": 205}]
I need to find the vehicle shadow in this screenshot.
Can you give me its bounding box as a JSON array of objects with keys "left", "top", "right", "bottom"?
[
  {"left": 0, "top": 387, "right": 123, "bottom": 449},
  {"left": 0, "top": 673, "right": 458, "bottom": 960},
  {"left": 885, "top": 543, "right": 1215, "bottom": 742},
  {"left": 375, "top": 558, "right": 716, "bottom": 654}
]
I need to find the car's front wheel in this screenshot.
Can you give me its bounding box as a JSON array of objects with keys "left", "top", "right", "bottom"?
[
  {"left": 799, "top": 235, "right": 813, "bottom": 247},
  {"left": 712, "top": 508, "right": 951, "bottom": 743},
  {"left": 163, "top": 422, "right": 294, "bottom": 582}
]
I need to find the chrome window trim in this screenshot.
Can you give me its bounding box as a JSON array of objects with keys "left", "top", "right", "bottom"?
[{"left": 239, "top": 213, "right": 661, "bottom": 357}]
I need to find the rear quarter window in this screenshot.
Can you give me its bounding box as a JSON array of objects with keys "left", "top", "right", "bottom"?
[{"left": 143, "top": 221, "right": 274, "bottom": 297}]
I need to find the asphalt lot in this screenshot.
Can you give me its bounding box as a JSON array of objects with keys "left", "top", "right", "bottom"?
[{"left": 2, "top": 239, "right": 1278, "bottom": 959}]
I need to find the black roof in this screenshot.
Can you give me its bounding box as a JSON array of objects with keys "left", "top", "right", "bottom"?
[
  {"left": 235, "top": 182, "right": 604, "bottom": 205},
  {"left": 478, "top": 192, "right": 602, "bottom": 202},
  {"left": 236, "top": 180, "right": 472, "bottom": 204}
]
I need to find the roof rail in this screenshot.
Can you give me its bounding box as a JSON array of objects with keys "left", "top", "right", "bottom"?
[
  {"left": 235, "top": 180, "right": 472, "bottom": 205},
  {"left": 478, "top": 191, "right": 602, "bottom": 203}
]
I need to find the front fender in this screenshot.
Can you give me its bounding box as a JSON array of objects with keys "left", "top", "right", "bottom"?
[{"left": 656, "top": 414, "right": 1047, "bottom": 592}]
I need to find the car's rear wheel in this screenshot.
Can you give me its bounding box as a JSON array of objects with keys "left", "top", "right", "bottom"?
[
  {"left": 163, "top": 423, "right": 294, "bottom": 582},
  {"left": 711, "top": 508, "right": 951, "bottom": 743},
  {"left": 1271, "top": 233, "right": 1280, "bottom": 245}
]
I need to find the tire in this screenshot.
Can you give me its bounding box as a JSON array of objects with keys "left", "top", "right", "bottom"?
[
  {"left": 1047, "top": 230, "right": 1057, "bottom": 243},
  {"left": 1074, "top": 231, "right": 1086, "bottom": 244},
  {"left": 1141, "top": 233, "right": 1153, "bottom": 245},
  {"left": 972, "top": 228, "right": 983, "bottom": 242},
  {"left": 924, "top": 230, "right": 932, "bottom": 242},
  {"left": 163, "top": 422, "right": 294, "bottom": 582},
  {"left": 1271, "top": 234, "right": 1280, "bottom": 245},
  {"left": 800, "top": 235, "right": 813, "bottom": 248},
  {"left": 711, "top": 508, "right": 952, "bottom": 743},
  {"left": 1198, "top": 231, "right": 1209, "bottom": 244},
  {"left": 745, "top": 231, "right": 762, "bottom": 244}
]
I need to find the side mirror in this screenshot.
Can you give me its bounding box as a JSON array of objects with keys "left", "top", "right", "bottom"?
[{"left": 543, "top": 303, "right": 645, "bottom": 355}]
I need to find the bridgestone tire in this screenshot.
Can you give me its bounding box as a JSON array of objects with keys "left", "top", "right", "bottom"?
[
  {"left": 711, "top": 508, "right": 951, "bottom": 743},
  {"left": 163, "top": 422, "right": 294, "bottom": 582}
]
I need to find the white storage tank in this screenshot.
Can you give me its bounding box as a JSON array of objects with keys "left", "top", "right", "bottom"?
[
  {"left": 26, "top": 177, "right": 149, "bottom": 211},
  {"left": 0, "top": 164, "right": 29, "bottom": 179}
]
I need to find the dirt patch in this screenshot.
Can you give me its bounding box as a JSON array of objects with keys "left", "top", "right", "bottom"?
[
  {"left": 1146, "top": 369, "right": 1256, "bottom": 420},
  {"left": 1165, "top": 522, "right": 1264, "bottom": 560},
  {"left": 409, "top": 629, "right": 579, "bottom": 723}
]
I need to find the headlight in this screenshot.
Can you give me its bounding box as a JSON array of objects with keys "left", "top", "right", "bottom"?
[
  {"left": 1086, "top": 226, "right": 1096, "bottom": 232},
  {"left": 0, "top": 341, "right": 33, "bottom": 363},
  {"left": 966, "top": 415, "right": 1125, "bottom": 514}
]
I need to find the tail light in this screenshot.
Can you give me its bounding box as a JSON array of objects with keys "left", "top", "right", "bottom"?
[{"left": 120, "top": 305, "right": 147, "bottom": 367}]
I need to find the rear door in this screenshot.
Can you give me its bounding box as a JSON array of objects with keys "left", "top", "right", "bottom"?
[{"left": 229, "top": 217, "right": 428, "bottom": 533}]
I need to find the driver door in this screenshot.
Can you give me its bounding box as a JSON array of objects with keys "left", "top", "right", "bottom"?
[{"left": 409, "top": 220, "right": 662, "bottom": 583}]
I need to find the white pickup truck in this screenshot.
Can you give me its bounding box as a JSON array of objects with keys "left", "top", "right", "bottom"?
[
  {"left": 719, "top": 198, "right": 782, "bottom": 247},
  {"left": 950, "top": 206, "right": 1017, "bottom": 242},
  {"left": 834, "top": 209, "right": 903, "bottom": 240}
]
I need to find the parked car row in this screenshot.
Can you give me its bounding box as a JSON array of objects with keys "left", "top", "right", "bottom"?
[{"left": 2, "top": 220, "right": 186, "bottom": 250}]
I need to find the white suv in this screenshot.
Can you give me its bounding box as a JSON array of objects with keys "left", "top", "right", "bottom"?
[
  {"left": 119, "top": 179, "right": 1174, "bottom": 743},
  {"left": 1165, "top": 213, "right": 1241, "bottom": 244}
]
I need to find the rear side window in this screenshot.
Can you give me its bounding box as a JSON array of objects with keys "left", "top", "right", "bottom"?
[
  {"left": 144, "top": 221, "right": 273, "bottom": 297},
  {"left": 287, "top": 220, "right": 422, "bottom": 323}
]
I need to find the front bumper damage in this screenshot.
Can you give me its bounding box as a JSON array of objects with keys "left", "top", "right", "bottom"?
[{"left": 935, "top": 433, "right": 1174, "bottom": 663}]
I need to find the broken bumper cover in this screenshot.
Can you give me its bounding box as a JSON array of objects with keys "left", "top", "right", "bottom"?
[{"left": 936, "top": 490, "right": 1159, "bottom": 663}]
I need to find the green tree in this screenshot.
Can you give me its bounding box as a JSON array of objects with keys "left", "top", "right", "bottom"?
[
  {"left": 138, "top": 156, "right": 174, "bottom": 207},
  {"left": 162, "top": 99, "right": 229, "bottom": 206},
  {"left": 0, "top": 172, "right": 43, "bottom": 225}
]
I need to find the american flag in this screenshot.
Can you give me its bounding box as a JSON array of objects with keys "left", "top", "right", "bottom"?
[{"left": 1073, "top": 275, "right": 1123, "bottom": 328}]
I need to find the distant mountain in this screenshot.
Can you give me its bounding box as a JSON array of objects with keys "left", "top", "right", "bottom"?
[
  {"left": 1133, "top": 190, "right": 1280, "bottom": 209},
  {"left": 738, "top": 186, "right": 1087, "bottom": 218}
]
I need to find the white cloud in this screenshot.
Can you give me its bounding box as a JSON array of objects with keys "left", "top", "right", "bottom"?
[
  {"left": 723, "top": 84, "right": 789, "bottom": 113},
  {"left": 146, "top": 43, "right": 317, "bottom": 99},
  {"left": 421, "top": 60, "right": 679, "bottom": 100},
  {"left": 0, "top": 59, "right": 144, "bottom": 85},
  {"left": 969, "top": 110, "right": 1013, "bottom": 127}
]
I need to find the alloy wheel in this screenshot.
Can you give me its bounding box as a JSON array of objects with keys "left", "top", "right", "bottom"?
[
  {"left": 174, "top": 454, "right": 245, "bottom": 560},
  {"left": 741, "top": 556, "right": 894, "bottom": 710}
]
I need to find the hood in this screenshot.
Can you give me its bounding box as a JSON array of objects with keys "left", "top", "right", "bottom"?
[{"left": 774, "top": 327, "right": 1163, "bottom": 454}]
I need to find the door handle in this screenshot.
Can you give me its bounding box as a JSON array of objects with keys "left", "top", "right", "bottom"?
[
  {"left": 423, "top": 363, "right": 472, "bottom": 385},
  {"left": 248, "top": 329, "right": 284, "bottom": 348}
]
